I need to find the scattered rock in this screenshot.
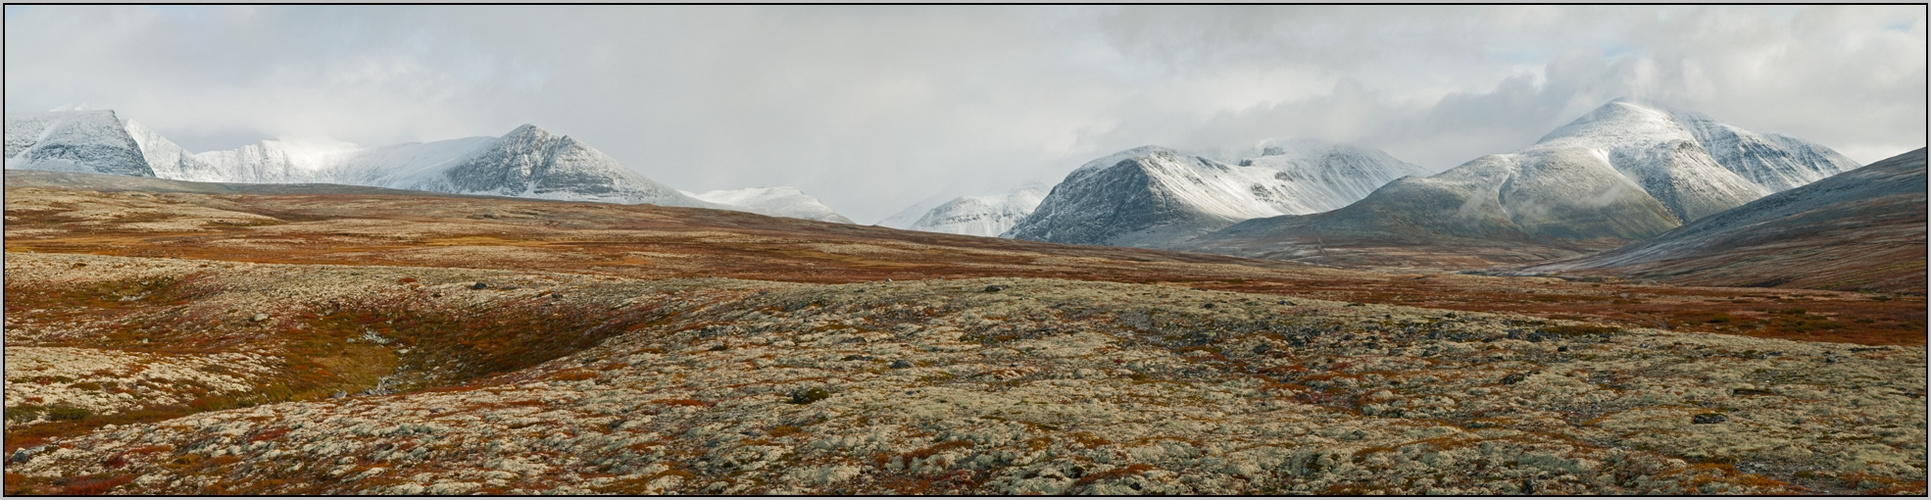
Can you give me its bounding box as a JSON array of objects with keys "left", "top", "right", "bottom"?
[
  {"left": 250, "top": 313, "right": 269, "bottom": 322},
  {"left": 1499, "top": 373, "right": 1529, "bottom": 385},
  {"left": 889, "top": 360, "right": 913, "bottom": 369},
  {"left": 984, "top": 285, "right": 1004, "bottom": 293},
  {"left": 1202, "top": 303, "right": 1215, "bottom": 309},
  {"left": 1693, "top": 413, "right": 1728, "bottom": 424},
  {"left": 471, "top": 282, "right": 489, "bottom": 290}
]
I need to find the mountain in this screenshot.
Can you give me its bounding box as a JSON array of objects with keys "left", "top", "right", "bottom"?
[
  {"left": 1178, "top": 100, "right": 1863, "bottom": 269},
  {"left": 876, "top": 195, "right": 951, "bottom": 229},
  {"left": 5, "top": 110, "right": 154, "bottom": 177},
  {"left": 123, "top": 119, "right": 226, "bottom": 181},
  {"left": 892, "top": 184, "right": 1050, "bottom": 237},
  {"left": 1003, "top": 141, "right": 1427, "bottom": 247},
  {"left": 1528, "top": 99, "right": 1771, "bottom": 222},
  {"left": 1519, "top": 148, "right": 1926, "bottom": 293},
  {"left": 686, "top": 186, "right": 854, "bottom": 223}
]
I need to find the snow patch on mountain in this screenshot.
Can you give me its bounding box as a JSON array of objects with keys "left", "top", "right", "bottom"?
[{"left": 687, "top": 186, "right": 854, "bottom": 224}]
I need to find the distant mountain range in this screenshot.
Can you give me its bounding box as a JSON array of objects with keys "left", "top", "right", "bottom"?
[
  {"left": 10, "top": 100, "right": 1900, "bottom": 288},
  {"left": 1172, "top": 99, "right": 1864, "bottom": 268},
  {"left": 6, "top": 110, "right": 850, "bottom": 223},
  {"left": 1518, "top": 147, "right": 1925, "bottom": 293}
]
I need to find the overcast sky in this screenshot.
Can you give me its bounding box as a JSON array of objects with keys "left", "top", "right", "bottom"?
[{"left": 7, "top": 5, "right": 1925, "bottom": 223}]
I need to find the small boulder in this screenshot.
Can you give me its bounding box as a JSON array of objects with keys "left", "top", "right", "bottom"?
[
  {"left": 1693, "top": 413, "right": 1728, "bottom": 424},
  {"left": 8, "top": 445, "right": 54, "bottom": 465},
  {"left": 471, "top": 282, "right": 489, "bottom": 290},
  {"left": 250, "top": 313, "right": 270, "bottom": 322},
  {"left": 889, "top": 360, "right": 913, "bottom": 369},
  {"left": 983, "top": 285, "right": 1004, "bottom": 292},
  {"left": 790, "top": 387, "right": 831, "bottom": 405}
]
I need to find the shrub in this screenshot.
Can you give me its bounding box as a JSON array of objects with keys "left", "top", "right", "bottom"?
[{"left": 45, "top": 406, "right": 91, "bottom": 421}]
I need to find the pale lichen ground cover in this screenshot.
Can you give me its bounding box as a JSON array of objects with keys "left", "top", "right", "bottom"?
[{"left": 3, "top": 253, "right": 1924, "bottom": 494}]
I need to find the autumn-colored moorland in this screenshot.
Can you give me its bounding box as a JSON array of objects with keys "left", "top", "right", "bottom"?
[
  {"left": 4, "top": 172, "right": 1924, "bottom": 495},
  {"left": 4, "top": 172, "right": 1921, "bottom": 347}
]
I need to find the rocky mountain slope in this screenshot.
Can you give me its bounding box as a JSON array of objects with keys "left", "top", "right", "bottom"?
[
  {"left": 893, "top": 185, "right": 1050, "bottom": 237},
  {"left": 1520, "top": 148, "right": 1926, "bottom": 293},
  {"left": 1005, "top": 142, "right": 1426, "bottom": 247},
  {"left": 4, "top": 111, "right": 155, "bottom": 177},
  {"left": 686, "top": 187, "right": 853, "bottom": 224},
  {"left": 1177, "top": 100, "right": 1861, "bottom": 269}
]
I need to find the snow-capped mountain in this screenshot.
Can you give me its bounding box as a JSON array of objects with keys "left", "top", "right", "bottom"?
[
  {"left": 5, "top": 110, "right": 154, "bottom": 177},
  {"left": 1003, "top": 141, "right": 1426, "bottom": 247},
  {"left": 1522, "top": 148, "right": 1925, "bottom": 292},
  {"left": 685, "top": 186, "right": 853, "bottom": 224},
  {"left": 124, "top": 119, "right": 225, "bottom": 181},
  {"left": 887, "top": 184, "right": 1050, "bottom": 237},
  {"left": 362, "top": 125, "right": 707, "bottom": 206},
  {"left": 1530, "top": 99, "right": 1764, "bottom": 221},
  {"left": 1525, "top": 98, "right": 1860, "bottom": 221},
  {"left": 877, "top": 195, "right": 952, "bottom": 229},
  {"left": 1177, "top": 99, "right": 1865, "bottom": 268}
]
